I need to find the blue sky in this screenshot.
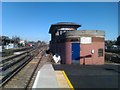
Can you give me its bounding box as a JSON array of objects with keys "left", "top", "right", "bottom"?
[{"left": 2, "top": 2, "right": 118, "bottom": 42}]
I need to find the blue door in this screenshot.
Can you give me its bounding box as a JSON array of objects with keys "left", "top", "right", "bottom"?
[{"left": 72, "top": 43, "right": 80, "bottom": 63}]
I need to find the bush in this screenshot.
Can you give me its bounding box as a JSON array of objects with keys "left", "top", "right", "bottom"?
[{"left": 2, "top": 49, "right": 14, "bottom": 57}]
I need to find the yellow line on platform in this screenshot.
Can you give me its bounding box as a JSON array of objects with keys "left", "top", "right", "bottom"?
[{"left": 62, "top": 70, "right": 74, "bottom": 90}]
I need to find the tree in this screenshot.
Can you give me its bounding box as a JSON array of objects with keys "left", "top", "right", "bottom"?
[
  {"left": 12, "top": 36, "right": 20, "bottom": 44},
  {"left": 105, "top": 40, "right": 117, "bottom": 49},
  {"left": 117, "top": 36, "right": 120, "bottom": 46}
]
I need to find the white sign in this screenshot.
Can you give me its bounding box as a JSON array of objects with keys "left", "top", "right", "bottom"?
[{"left": 80, "top": 37, "right": 92, "bottom": 44}]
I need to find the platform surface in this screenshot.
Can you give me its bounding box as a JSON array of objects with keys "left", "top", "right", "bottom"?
[
  {"left": 32, "top": 64, "right": 59, "bottom": 88},
  {"left": 53, "top": 64, "right": 120, "bottom": 89},
  {"left": 55, "top": 71, "right": 70, "bottom": 88}
]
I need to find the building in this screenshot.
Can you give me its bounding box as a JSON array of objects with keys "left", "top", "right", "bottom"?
[
  {"left": 49, "top": 22, "right": 105, "bottom": 65},
  {"left": 1, "top": 36, "right": 19, "bottom": 49}
]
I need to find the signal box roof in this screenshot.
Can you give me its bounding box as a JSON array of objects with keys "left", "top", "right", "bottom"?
[{"left": 49, "top": 22, "right": 81, "bottom": 33}]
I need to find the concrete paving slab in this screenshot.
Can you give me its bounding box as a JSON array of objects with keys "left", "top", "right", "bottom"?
[{"left": 32, "top": 64, "right": 59, "bottom": 88}]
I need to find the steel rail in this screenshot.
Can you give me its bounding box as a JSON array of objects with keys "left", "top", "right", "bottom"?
[
  {"left": 1, "top": 48, "right": 33, "bottom": 63},
  {"left": 25, "top": 48, "right": 45, "bottom": 89},
  {"left": 0, "top": 47, "right": 39, "bottom": 87}
]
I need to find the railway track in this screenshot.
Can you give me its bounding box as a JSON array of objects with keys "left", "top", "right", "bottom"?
[
  {"left": 0, "top": 46, "right": 39, "bottom": 87},
  {"left": 27, "top": 48, "right": 52, "bottom": 89},
  {"left": 1, "top": 45, "right": 50, "bottom": 89}
]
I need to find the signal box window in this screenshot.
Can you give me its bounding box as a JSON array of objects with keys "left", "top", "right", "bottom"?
[{"left": 98, "top": 48, "right": 103, "bottom": 57}]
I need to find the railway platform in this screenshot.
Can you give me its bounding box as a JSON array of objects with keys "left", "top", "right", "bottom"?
[
  {"left": 53, "top": 64, "right": 119, "bottom": 89},
  {"left": 32, "top": 63, "right": 119, "bottom": 90},
  {"left": 32, "top": 63, "right": 71, "bottom": 89}
]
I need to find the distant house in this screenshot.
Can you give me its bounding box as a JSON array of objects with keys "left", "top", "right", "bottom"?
[
  {"left": 19, "top": 40, "right": 26, "bottom": 46},
  {"left": 112, "top": 45, "right": 118, "bottom": 49},
  {"left": 2, "top": 36, "right": 19, "bottom": 49},
  {"left": 27, "top": 43, "right": 33, "bottom": 47},
  {"left": 4, "top": 43, "right": 15, "bottom": 49}
]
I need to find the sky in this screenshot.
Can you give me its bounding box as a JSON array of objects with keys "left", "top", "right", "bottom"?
[{"left": 2, "top": 2, "right": 118, "bottom": 42}]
